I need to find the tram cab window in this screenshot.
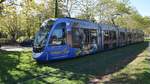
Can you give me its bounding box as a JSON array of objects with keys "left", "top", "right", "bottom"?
[{"left": 50, "top": 23, "right": 66, "bottom": 45}]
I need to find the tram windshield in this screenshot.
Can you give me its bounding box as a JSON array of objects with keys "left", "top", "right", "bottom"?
[{"left": 33, "top": 19, "right": 55, "bottom": 48}]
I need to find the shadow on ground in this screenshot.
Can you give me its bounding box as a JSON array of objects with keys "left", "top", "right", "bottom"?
[
  {"left": 0, "top": 50, "right": 21, "bottom": 83},
  {"left": 103, "top": 69, "right": 150, "bottom": 84},
  {"left": 103, "top": 43, "right": 150, "bottom": 84},
  {"left": 40, "top": 42, "right": 148, "bottom": 83},
  {"left": 0, "top": 42, "right": 149, "bottom": 84}
]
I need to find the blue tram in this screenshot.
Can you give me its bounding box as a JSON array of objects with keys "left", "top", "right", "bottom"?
[{"left": 32, "top": 17, "right": 144, "bottom": 62}]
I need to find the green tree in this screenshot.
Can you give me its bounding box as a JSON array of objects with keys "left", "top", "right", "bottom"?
[{"left": 76, "top": 0, "right": 97, "bottom": 21}]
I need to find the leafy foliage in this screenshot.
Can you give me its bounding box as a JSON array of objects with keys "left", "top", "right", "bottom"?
[{"left": 0, "top": 0, "right": 150, "bottom": 43}]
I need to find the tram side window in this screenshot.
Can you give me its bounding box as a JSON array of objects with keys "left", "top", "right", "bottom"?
[
  {"left": 84, "top": 29, "right": 91, "bottom": 44},
  {"left": 110, "top": 31, "right": 116, "bottom": 40},
  {"left": 72, "top": 28, "right": 82, "bottom": 48},
  {"left": 84, "top": 29, "right": 97, "bottom": 44},
  {"left": 72, "top": 28, "right": 97, "bottom": 48},
  {"left": 49, "top": 23, "right": 66, "bottom": 45},
  {"left": 129, "top": 33, "right": 131, "bottom": 39},
  {"left": 120, "top": 32, "right": 125, "bottom": 40},
  {"left": 90, "top": 29, "right": 97, "bottom": 44},
  {"left": 104, "top": 31, "right": 109, "bottom": 41}
]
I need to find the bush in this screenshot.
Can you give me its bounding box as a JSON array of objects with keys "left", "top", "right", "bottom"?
[
  {"left": 0, "top": 38, "right": 9, "bottom": 44},
  {"left": 19, "top": 39, "right": 33, "bottom": 47}
]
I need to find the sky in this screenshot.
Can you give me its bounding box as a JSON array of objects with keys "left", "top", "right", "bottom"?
[
  {"left": 130, "top": 0, "right": 150, "bottom": 16},
  {"left": 33, "top": 0, "right": 150, "bottom": 17}
]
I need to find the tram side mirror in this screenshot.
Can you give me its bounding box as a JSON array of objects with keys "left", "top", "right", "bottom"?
[{"left": 31, "top": 36, "right": 35, "bottom": 46}]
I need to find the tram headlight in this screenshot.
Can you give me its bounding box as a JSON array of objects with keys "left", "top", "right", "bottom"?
[{"left": 32, "top": 52, "right": 43, "bottom": 58}]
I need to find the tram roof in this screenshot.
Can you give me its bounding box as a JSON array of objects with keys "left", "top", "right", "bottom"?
[
  {"left": 45, "top": 18, "right": 143, "bottom": 33},
  {"left": 55, "top": 17, "right": 99, "bottom": 29}
]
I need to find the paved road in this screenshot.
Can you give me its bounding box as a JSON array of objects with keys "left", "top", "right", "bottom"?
[{"left": 0, "top": 45, "right": 32, "bottom": 51}]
